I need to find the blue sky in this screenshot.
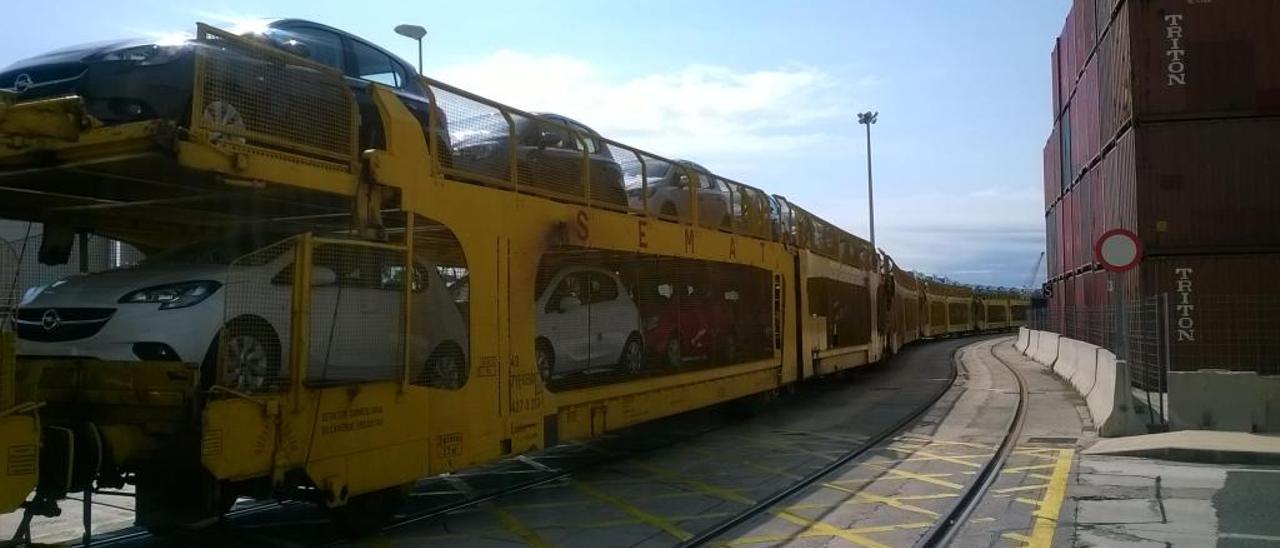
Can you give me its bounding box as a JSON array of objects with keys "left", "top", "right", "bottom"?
[{"left": 2, "top": 0, "right": 1068, "bottom": 287}]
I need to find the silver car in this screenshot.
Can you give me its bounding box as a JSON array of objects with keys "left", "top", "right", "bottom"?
[{"left": 626, "top": 160, "right": 731, "bottom": 227}]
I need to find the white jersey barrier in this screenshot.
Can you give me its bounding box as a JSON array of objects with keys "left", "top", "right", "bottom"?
[{"left": 1019, "top": 329, "right": 1140, "bottom": 437}]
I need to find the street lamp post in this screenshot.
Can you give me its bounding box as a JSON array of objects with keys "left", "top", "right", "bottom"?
[
  {"left": 857, "top": 111, "right": 879, "bottom": 253},
  {"left": 394, "top": 24, "right": 428, "bottom": 74}
]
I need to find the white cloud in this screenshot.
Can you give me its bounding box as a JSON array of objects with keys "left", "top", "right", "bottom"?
[{"left": 431, "top": 50, "right": 849, "bottom": 160}]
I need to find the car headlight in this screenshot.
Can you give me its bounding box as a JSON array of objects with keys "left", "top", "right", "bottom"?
[
  {"left": 93, "top": 44, "right": 187, "bottom": 66},
  {"left": 118, "top": 281, "right": 221, "bottom": 310}
]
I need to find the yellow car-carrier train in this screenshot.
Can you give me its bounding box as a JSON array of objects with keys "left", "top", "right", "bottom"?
[{"left": 0, "top": 22, "right": 1028, "bottom": 538}]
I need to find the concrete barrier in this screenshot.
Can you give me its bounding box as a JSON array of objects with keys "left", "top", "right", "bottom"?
[
  {"left": 1015, "top": 328, "right": 1030, "bottom": 353},
  {"left": 1030, "top": 332, "right": 1060, "bottom": 366},
  {"left": 1088, "top": 350, "right": 1141, "bottom": 437},
  {"left": 1168, "top": 370, "right": 1280, "bottom": 433},
  {"left": 1024, "top": 330, "right": 1040, "bottom": 358},
  {"left": 1070, "top": 342, "right": 1100, "bottom": 397},
  {"left": 1025, "top": 332, "right": 1139, "bottom": 437}
]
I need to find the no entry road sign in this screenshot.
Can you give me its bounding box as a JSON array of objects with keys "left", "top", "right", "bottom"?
[{"left": 1095, "top": 228, "right": 1143, "bottom": 273}]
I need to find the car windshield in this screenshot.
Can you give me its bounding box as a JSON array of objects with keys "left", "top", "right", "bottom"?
[{"left": 142, "top": 235, "right": 291, "bottom": 265}]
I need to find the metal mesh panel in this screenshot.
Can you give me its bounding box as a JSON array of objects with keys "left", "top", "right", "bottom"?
[
  {"left": 536, "top": 248, "right": 774, "bottom": 392},
  {"left": 805, "top": 277, "right": 872, "bottom": 349},
  {"left": 306, "top": 242, "right": 405, "bottom": 385},
  {"left": 3, "top": 231, "right": 143, "bottom": 313},
  {"left": 607, "top": 143, "right": 647, "bottom": 215},
  {"left": 405, "top": 217, "right": 470, "bottom": 390},
  {"left": 432, "top": 84, "right": 514, "bottom": 187},
  {"left": 194, "top": 26, "right": 356, "bottom": 162},
  {"left": 518, "top": 115, "right": 587, "bottom": 203},
  {"left": 221, "top": 237, "right": 296, "bottom": 392}
]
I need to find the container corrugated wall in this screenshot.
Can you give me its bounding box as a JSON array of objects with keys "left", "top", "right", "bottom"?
[
  {"left": 1136, "top": 117, "right": 1280, "bottom": 254},
  {"left": 1098, "top": 1, "right": 1131, "bottom": 146},
  {"left": 1130, "top": 0, "right": 1280, "bottom": 122}
]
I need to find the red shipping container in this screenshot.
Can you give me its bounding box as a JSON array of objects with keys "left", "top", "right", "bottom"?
[
  {"left": 1098, "top": 1, "right": 1132, "bottom": 145},
  {"left": 1074, "top": 0, "right": 1098, "bottom": 76},
  {"left": 1060, "top": 8, "right": 1078, "bottom": 103},
  {"left": 1044, "top": 124, "right": 1062, "bottom": 208},
  {"left": 1134, "top": 117, "right": 1280, "bottom": 254},
  {"left": 1069, "top": 59, "right": 1101, "bottom": 177},
  {"left": 1129, "top": 0, "right": 1280, "bottom": 121}
]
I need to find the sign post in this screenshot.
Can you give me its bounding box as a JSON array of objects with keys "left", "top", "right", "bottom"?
[{"left": 1095, "top": 228, "right": 1144, "bottom": 361}]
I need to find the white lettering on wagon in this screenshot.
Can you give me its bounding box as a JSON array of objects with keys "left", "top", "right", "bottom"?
[
  {"left": 1174, "top": 268, "right": 1195, "bottom": 342},
  {"left": 1165, "top": 14, "right": 1187, "bottom": 87}
]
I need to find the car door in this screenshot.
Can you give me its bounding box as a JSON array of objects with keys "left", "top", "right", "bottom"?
[
  {"left": 526, "top": 115, "right": 583, "bottom": 198},
  {"left": 568, "top": 121, "right": 624, "bottom": 207},
  {"left": 345, "top": 39, "right": 443, "bottom": 152},
  {"left": 540, "top": 271, "right": 590, "bottom": 372},
  {"left": 586, "top": 271, "right": 629, "bottom": 367},
  {"left": 698, "top": 175, "right": 730, "bottom": 228}
]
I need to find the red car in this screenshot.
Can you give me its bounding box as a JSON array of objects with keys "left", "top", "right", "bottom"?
[{"left": 638, "top": 280, "right": 737, "bottom": 367}]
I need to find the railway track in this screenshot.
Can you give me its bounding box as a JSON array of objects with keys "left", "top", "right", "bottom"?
[{"left": 671, "top": 336, "right": 1029, "bottom": 548}]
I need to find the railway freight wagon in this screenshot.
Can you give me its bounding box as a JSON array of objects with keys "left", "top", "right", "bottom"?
[
  {"left": 1043, "top": 0, "right": 1280, "bottom": 373},
  {"left": 0, "top": 23, "right": 1019, "bottom": 538}
]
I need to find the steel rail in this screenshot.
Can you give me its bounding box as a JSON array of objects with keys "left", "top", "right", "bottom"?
[
  {"left": 914, "top": 338, "right": 1029, "bottom": 547},
  {"left": 678, "top": 338, "right": 970, "bottom": 547}
]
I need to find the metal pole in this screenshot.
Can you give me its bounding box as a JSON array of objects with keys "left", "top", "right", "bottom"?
[
  {"left": 416, "top": 38, "right": 423, "bottom": 75},
  {"left": 864, "top": 121, "right": 876, "bottom": 251}
]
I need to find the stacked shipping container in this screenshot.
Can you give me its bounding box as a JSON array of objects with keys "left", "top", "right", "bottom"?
[{"left": 1043, "top": 0, "right": 1280, "bottom": 373}]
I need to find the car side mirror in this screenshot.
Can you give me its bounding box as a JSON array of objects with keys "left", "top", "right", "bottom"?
[
  {"left": 558, "top": 295, "right": 582, "bottom": 313},
  {"left": 538, "top": 131, "right": 563, "bottom": 149},
  {"left": 312, "top": 266, "right": 338, "bottom": 286}
]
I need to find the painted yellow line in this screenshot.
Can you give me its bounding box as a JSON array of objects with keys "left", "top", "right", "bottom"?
[
  {"left": 897, "top": 436, "right": 995, "bottom": 450},
  {"left": 993, "top": 483, "right": 1050, "bottom": 495},
  {"left": 1014, "top": 497, "right": 1041, "bottom": 507},
  {"left": 576, "top": 510, "right": 738, "bottom": 529},
  {"left": 895, "top": 493, "right": 960, "bottom": 502},
  {"left": 868, "top": 466, "right": 965, "bottom": 490},
  {"left": 820, "top": 482, "right": 940, "bottom": 517},
  {"left": 727, "top": 521, "right": 934, "bottom": 546},
  {"left": 636, "top": 463, "right": 888, "bottom": 548},
  {"left": 1027, "top": 448, "right": 1074, "bottom": 548},
  {"left": 484, "top": 503, "right": 552, "bottom": 548},
  {"left": 1028, "top": 473, "right": 1053, "bottom": 481},
  {"left": 1004, "top": 463, "right": 1056, "bottom": 473},
  {"left": 1003, "top": 531, "right": 1032, "bottom": 545},
  {"left": 883, "top": 449, "right": 989, "bottom": 468},
  {"left": 572, "top": 481, "right": 692, "bottom": 541},
  {"left": 830, "top": 469, "right": 959, "bottom": 488}
]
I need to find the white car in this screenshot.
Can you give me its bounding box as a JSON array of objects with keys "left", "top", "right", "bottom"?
[
  {"left": 535, "top": 266, "right": 643, "bottom": 378},
  {"left": 15, "top": 236, "right": 469, "bottom": 390}
]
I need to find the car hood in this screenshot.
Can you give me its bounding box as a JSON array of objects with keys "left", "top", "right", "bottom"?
[
  {"left": 3, "top": 38, "right": 156, "bottom": 70},
  {"left": 23, "top": 264, "right": 230, "bottom": 307}
]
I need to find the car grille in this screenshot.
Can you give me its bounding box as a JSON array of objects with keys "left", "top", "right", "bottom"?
[{"left": 15, "top": 307, "right": 115, "bottom": 342}]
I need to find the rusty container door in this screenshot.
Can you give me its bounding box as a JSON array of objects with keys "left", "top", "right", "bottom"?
[
  {"left": 1139, "top": 254, "right": 1280, "bottom": 373},
  {"left": 1130, "top": 0, "right": 1280, "bottom": 121},
  {"left": 1045, "top": 123, "right": 1063, "bottom": 209},
  {"left": 1135, "top": 117, "right": 1280, "bottom": 254}
]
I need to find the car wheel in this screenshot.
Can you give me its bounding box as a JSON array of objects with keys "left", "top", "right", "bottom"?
[
  {"left": 202, "top": 100, "right": 247, "bottom": 144},
  {"left": 665, "top": 336, "right": 682, "bottom": 368},
  {"left": 535, "top": 338, "right": 555, "bottom": 379},
  {"left": 425, "top": 342, "right": 467, "bottom": 390},
  {"left": 619, "top": 335, "right": 644, "bottom": 373},
  {"left": 222, "top": 318, "right": 281, "bottom": 391}
]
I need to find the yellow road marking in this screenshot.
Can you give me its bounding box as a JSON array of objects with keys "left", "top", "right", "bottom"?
[
  {"left": 1027, "top": 449, "right": 1074, "bottom": 548},
  {"left": 727, "top": 521, "right": 935, "bottom": 546},
  {"left": 1004, "top": 463, "right": 1056, "bottom": 473},
  {"left": 820, "top": 482, "right": 940, "bottom": 517},
  {"left": 484, "top": 504, "right": 551, "bottom": 548},
  {"left": 993, "top": 483, "right": 1050, "bottom": 494},
  {"left": 572, "top": 481, "right": 692, "bottom": 541},
  {"left": 635, "top": 463, "right": 888, "bottom": 548},
  {"left": 1029, "top": 473, "right": 1053, "bottom": 481},
  {"left": 1014, "top": 497, "right": 1041, "bottom": 507},
  {"left": 1003, "top": 531, "right": 1032, "bottom": 545},
  {"left": 577, "top": 510, "right": 738, "bottom": 529},
  {"left": 898, "top": 437, "right": 995, "bottom": 450},
  {"left": 882, "top": 449, "right": 989, "bottom": 468},
  {"left": 863, "top": 465, "right": 965, "bottom": 490}
]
